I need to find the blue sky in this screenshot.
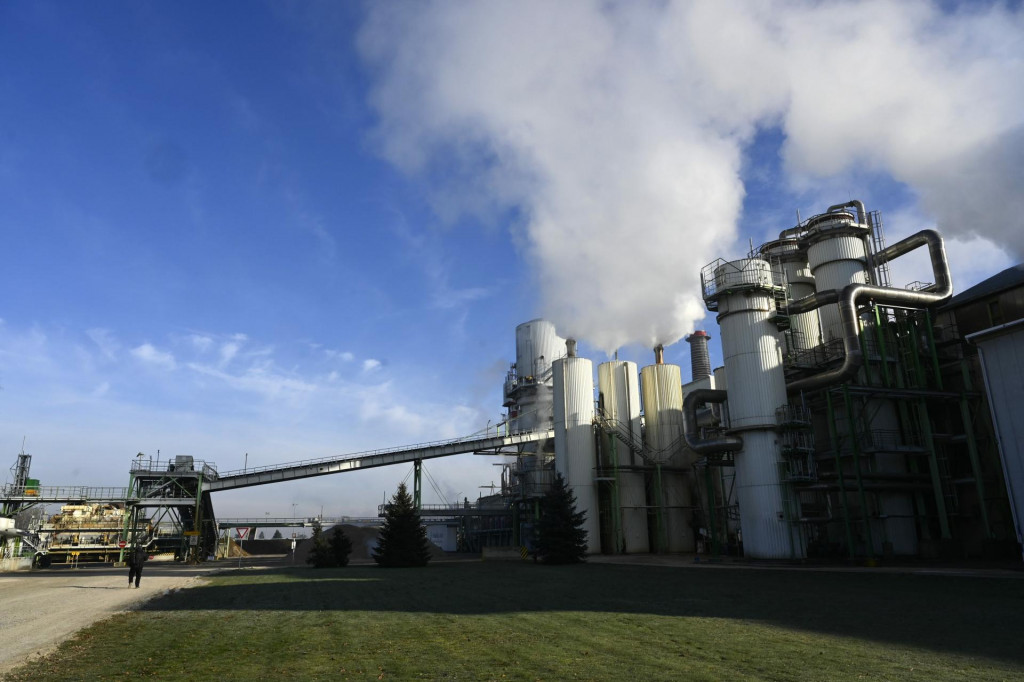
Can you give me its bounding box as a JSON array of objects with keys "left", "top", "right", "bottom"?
[{"left": 2, "top": 1, "right": 1021, "bottom": 518}]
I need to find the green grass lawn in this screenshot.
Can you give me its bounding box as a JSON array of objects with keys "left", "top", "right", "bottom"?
[{"left": 8, "top": 561, "right": 1024, "bottom": 681}]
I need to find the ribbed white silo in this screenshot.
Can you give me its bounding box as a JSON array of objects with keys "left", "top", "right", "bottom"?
[
  {"left": 553, "top": 352, "right": 600, "bottom": 554},
  {"left": 598, "top": 360, "right": 648, "bottom": 554},
  {"left": 714, "top": 258, "right": 804, "bottom": 559},
  {"left": 510, "top": 319, "right": 566, "bottom": 453},
  {"left": 805, "top": 213, "right": 869, "bottom": 342},
  {"left": 762, "top": 238, "right": 822, "bottom": 352},
  {"left": 641, "top": 361, "right": 693, "bottom": 553}
]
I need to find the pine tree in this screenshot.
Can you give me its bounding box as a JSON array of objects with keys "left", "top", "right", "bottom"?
[
  {"left": 535, "top": 472, "right": 588, "bottom": 564},
  {"left": 272, "top": 529, "right": 283, "bottom": 539},
  {"left": 306, "top": 521, "right": 334, "bottom": 568},
  {"left": 329, "top": 526, "right": 353, "bottom": 567},
  {"left": 373, "top": 482, "right": 432, "bottom": 567}
]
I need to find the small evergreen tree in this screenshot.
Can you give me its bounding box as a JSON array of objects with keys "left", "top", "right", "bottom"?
[
  {"left": 373, "top": 482, "right": 432, "bottom": 567},
  {"left": 306, "top": 521, "right": 334, "bottom": 568},
  {"left": 272, "top": 529, "right": 283, "bottom": 539},
  {"left": 535, "top": 473, "right": 588, "bottom": 564},
  {"left": 329, "top": 526, "right": 353, "bottom": 567}
]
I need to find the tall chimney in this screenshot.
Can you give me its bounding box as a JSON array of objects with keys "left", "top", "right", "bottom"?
[
  {"left": 566, "top": 338, "right": 577, "bottom": 358},
  {"left": 685, "top": 330, "right": 712, "bottom": 382}
]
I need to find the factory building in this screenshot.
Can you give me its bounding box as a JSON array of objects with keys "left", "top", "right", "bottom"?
[{"left": 498, "top": 201, "right": 1022, "bottom": 561}]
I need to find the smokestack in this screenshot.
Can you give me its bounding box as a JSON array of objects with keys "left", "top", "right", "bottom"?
[
  {"left": 566, "top": 338, "right": 577, "bottom": 358},
  {"left": 653, "top": 344, "right": 664, "bottom": 365},
  {"left": 685, "top": 330, "right": 712, "bottom": 382}
]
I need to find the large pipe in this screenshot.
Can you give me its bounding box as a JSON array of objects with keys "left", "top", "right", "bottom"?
[
  {"left": 683, "top": 389, "right": 742, "bottom": 455},
  {"left": 786, "top": 229, "right": 952, "bottom": 393},
  {"left": 827, "top": 200, "right": 867, "bottom": 226}
]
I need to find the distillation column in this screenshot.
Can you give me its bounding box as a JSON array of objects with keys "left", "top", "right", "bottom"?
[
  {"left": 706, "top": 257, "right": 805, "bottom": 559},
  {"left": 803, "top": 209, "right": 917, "bottom": 555}
]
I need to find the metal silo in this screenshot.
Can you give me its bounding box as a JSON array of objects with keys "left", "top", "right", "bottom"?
[
  {"left": 552, "top": 341, "right": 600, "bottom": 553},
  {"left": 506, "top": 319, "right": 566, "bottom": 454},
  {"left": 641, "top": 354, "right": 693, "bottom": 553},
  {"left": 760, "top": 238, "right": 822, "bottom": 353},
  {"left": 598, "top": 360, "right": 648, "bottom": 554},
  {"left": 801, "top": 206, "right": 917, "bottom": 556},
  {"left": 705, "top": 257, "right": 804, "bottom": 559},
  {"left": 805, "top": 211, "right": 870, "bottom": 342}
]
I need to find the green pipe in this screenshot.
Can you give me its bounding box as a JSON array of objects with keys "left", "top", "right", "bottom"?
[
  {"left": 960, "top": 361, "right": 992, "bottom": 539},
  {"left": 843, "top": 386, "right": 874, "bottom": 558},
  {"left": 826, "top": 390, "right": 856, "bottom": 559},
  {"left": 924, "top": 309, "right": 943, "bottom": 390}
]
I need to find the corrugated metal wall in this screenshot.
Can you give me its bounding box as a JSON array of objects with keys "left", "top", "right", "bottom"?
[{"left": 973, "top": 321, "right": 1024, "bottom": 561}]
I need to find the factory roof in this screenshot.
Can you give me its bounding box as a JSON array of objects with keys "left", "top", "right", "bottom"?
[{"left": 940, "top": 263, "right": 1024, "bottom": 311}]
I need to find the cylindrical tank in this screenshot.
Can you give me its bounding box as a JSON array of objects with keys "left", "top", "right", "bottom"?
[
  {"left": 552, "top": 349, "right": 599, "bottom": 553},
  {"left": 760, "top": 238, "right": 821, "bottom": 352},
  {"left": 598, "top": 360, "right": 648, "bottom": 553},
  {"left": 715, "top": 257, "right": 804, "bottom": 559},
  {"left": 685, "top": 331, "right": 713, "bottom": 382},
  {"left": 641, "top": 359, "right": 693, "bottom": 553},
  {"left": 805, "top": 212, "right": 869, "bottom": 342},
  {"left": 510, "top": 319, "right": 565, "bottom": 451}
]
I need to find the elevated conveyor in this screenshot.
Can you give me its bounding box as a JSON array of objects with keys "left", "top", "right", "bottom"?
[{"left": 206, "top": 429, "right": 556, "bottom": 492}]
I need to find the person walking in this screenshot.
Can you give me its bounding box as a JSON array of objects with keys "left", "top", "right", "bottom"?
[{"left": 128, "top": 543, "right": 148, "bottom": 588}]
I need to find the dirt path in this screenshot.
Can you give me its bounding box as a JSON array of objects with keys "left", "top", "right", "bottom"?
[{"left": 0, "top": 560, "right": 259, "bottom": 677}]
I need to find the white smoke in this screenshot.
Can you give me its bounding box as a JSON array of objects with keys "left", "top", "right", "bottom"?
[{"left": 357, "top": 0, "right": 1024, "bottom": 352}]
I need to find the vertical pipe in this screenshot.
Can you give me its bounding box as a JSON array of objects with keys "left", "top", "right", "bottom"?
[
  {"left": 960, "top": 360, "right": 993, "bottom": 539},
  {"left": 826, "top": 391, "right": 856, "bottom": 559},
  {"left": 842, "top": 386, "right": 875, "bottom": 558}
]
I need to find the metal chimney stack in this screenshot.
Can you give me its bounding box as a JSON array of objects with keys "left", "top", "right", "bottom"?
[{"left": 685, "top": 330, "right": 712, "bottom": 382}]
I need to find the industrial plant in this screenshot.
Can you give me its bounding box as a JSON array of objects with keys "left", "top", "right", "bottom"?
[{"left": 2, "top": 199, "right": 1023, "bottom": 568}]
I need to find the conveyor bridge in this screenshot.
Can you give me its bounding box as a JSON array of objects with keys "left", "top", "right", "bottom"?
[{"left": 205, "top": 429, "right": 554, "bottom": 492}]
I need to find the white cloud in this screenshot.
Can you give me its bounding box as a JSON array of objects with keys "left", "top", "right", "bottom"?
[
  {"left": 86, "top": 328, "right": 119, "bottom": 361},
  {"left": 189, "top": 334, "right": 214, "bottom": 352},
  {"left": 131, "top": 343, "right": 176, "bottom": 370},
  {"left": 358, "top": 0, "right": 1023, "bottom": 351},
  {"left": 362, "top": 358, "right": 382, "bottom": 373}
]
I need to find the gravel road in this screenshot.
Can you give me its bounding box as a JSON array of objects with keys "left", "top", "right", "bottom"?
[{"left": 0, "top": 559, "right": 257, "bottom": 676}]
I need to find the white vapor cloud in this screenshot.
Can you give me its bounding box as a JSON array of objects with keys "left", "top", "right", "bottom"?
[
  {"left": 358, "top": 0, "right": 1024, "bottom": 351},
  {"left": 130, "top": 343, "right": 176, "bottom": 370}
]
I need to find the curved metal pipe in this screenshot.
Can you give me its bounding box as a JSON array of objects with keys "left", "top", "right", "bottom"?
[
  {"left": 786, "top": 229, "right": 952, "bottom": 393},
  {"left": 827, "top": 199, "right": 867, "bottom": 226},
  {"left": 683, "top": 389, "right": 742, "bottom": 454}
]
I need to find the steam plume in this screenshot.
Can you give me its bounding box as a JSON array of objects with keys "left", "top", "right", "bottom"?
[{"left": 358, "top": 0, "right": 1024, "bottom": 352}]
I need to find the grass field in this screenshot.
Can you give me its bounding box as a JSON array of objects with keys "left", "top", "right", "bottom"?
[{"left": 7, "top": 560, "right": 1024, "bottom": 681}]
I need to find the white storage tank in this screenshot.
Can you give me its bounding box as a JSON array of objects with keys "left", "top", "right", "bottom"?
[
  {"left": 641, "top": 354, "right": 693, "bottom": 553},
  {"left": 552, "top": 342, "right": 600, "bottom": 553},
  {"left": 760, "top": 238, "right": 822, "bottom": 352},
  {"left": 805, "top": 212, "right": 870, "bottom": 342},
  {"left": 508, "top": 319, "right": 565, "bottom": 453},
  {"left": 598, "top": 360, "right": 648, "bottom": 554},
  {"left": 714, "top": 257, "right": 804, "bottom": 559}
]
